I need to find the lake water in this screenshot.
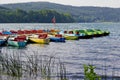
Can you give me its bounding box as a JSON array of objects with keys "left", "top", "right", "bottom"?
[{"left": 0, "top": 23, "right": 120, "bottom": 79}]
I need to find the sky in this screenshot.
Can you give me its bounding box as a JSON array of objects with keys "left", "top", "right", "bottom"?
[{"left": 0, "top": 0, "right": 120, "bottom": 8}]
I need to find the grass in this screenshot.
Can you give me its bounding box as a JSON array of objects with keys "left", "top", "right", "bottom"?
[
  {"left": 83, "top": 64, "right": 101, "bottom": 80},
  {"left": 0, "top": 52, "right": 23, "bottom": 80},
  {"left": 1, "top": 49, "right": 117, "bottom": 80},
  {"left": 0, "top": 51, "right": 67, "bottom": 80}
]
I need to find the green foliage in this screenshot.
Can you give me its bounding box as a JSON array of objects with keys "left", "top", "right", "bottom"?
[
  {"left": 1, "top": 2, "right": 120, "bottom": 22},
  {"left": 83, "top": 64, "right": 101, "bottom": 80},
  {"left": 0, "top": 52, "right": 68, "bottom": 80},
  {"left": 0, "top": 8, "right": 75, "bottom": 23}
]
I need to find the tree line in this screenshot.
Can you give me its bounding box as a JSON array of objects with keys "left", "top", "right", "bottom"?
[
  {"left": 1, "top": 2, "right": 120, "bottom": 22},
  {"left": 0, "top": 9, "right": 75, "bottom": 23}
]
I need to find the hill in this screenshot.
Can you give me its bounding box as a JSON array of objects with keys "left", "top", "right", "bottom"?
[
  {"left": 0, "top": 9, "right": 74, "bottom": 23},
  {"left": 0, "top": 6, "right": 9, "bottom": 11},
  {"left": 1, "top": 2, "right": 120, "bottom": 22}
]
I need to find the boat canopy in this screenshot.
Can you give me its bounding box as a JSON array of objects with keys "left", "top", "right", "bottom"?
[{"left": 2, "top": 31, "right": 12, "bottom": 35}]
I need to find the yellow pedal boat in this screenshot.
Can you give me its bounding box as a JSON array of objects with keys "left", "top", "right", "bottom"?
[
  {"left": 27, "top": 33, "right": 50, "bottom": 44},
  {"left": 29, "top": 38, "right": 50, "bottom": 44}
]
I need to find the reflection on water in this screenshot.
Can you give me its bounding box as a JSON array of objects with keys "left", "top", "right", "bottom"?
[
  {"left": 28, "top": 43, "right": 48, "bottom": 47},
  {"left": 0, "top": 23, "right": 120, "bottom": 79}
]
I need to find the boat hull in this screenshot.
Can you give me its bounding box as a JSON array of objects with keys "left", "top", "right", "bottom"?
[
  {"left": 7, "top": 40, "right": 27, "bottom": 47},
  {"left": 64, "top": 35, "right": 78, "bottom": 40},
  {"left": 49, "top": 37, "right": 65, "bottom": 42},
  {"left": 0, "top": 40, "right": 6, "bottom": 46},
  {"left": 29, "top": 38, "right": 50, "bottom": 44}
]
